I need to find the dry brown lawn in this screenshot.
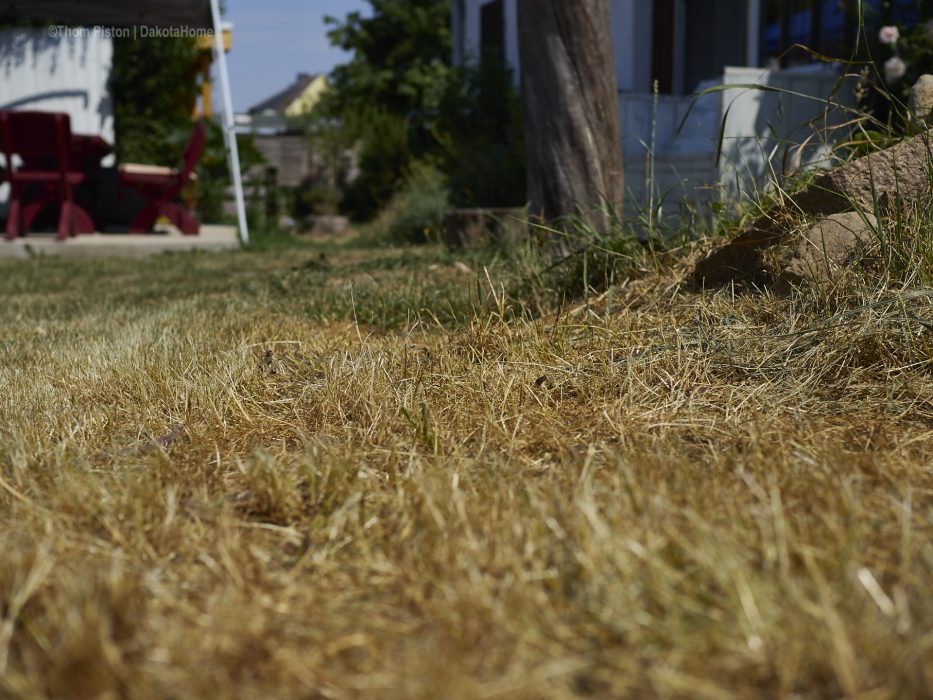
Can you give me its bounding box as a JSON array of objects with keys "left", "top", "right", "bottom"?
[{"left": 0, "top": 236, "right": 931, "bottom": 698}]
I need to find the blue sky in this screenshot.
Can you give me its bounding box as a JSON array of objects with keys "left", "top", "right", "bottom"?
[{"left": 225, "top": 0, "right": 370, "bottom": 112}]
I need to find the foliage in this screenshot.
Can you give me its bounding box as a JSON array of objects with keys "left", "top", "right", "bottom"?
[
  {"left": 290, "top": 179, "right": 344, "bottom": 219},
  {"left": 320, "top": 0, "right": 452, "bottom": 218},
  {"left": 110, "top": 37, "right": 265, "bottom": 223},
  {"left": 304, "top": 114, "right": 356, "bottom": 190},
  {"left": 322, "top": 0, "right": 526, "bottom": 219},
  {"left": 363, "top": 161, "right": 450, "bottom": 244},
  {"left": 434, "top": 60, "right": 526, "bottom": 209},
  {"left": 876, "top": 17, "right": 933, "bottom": 92},
  {"left": 338, "top": 109, "right": 413, "bottom": 220},
  {"left": 109, "top": 36, "right": 201, "bottom": 164},
  {"left": 324, "top": 0, "right": 453, "bottom": 120},
  {"left": 201, "top": 127, "right": 265, "bottom": 224}
]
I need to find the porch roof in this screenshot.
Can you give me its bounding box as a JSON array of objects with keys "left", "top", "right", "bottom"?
[{"left": 0, "top": 1, "right": 212, "bottom": 29}]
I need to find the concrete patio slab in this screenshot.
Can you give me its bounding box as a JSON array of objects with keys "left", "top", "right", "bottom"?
[{"left": 0, "top": 225, "right": 240, "bottom": 259}]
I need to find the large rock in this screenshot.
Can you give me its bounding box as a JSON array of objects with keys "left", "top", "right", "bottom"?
[
  {"left": 791, "top": 128, "right": 933, "bottom": 217},
  {"left": 694, "top": 129, "right": 933, "bottom": 287},
  {"left": 777, "top": 212, "right": 878, "bottom": 289},
  {"left": 301, "top": 215, "right": 351, "bottom": 236},
  {"left": 909, "top": 74, "right": 933, "bottom": 126}
]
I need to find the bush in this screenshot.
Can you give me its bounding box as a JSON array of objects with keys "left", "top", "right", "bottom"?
[
  {"left": 876, "top": 17, "right": 933, "bottom": 94},
  {"left": 110, "top": 36, "right": 265, "bottom": 224},
  {"left": 366, "top": 162, "right": 449, "bottom": 244},
  {"left": 434, "top": 59, "right": 526, "bottom": 209},
  {"left": 287, "top": 178, "right": 344, "bottom": 221},
  {"left": 338, "top": 110, "right": 414, "bottom": 220},
  {"left": 197, "top": 124, "right": 265, "bottom": 224},
  {"left": 110, "top": 36, "right": 200, "bottom": 164}
]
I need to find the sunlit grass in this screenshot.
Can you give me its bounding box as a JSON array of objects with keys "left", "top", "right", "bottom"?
[{"left": 0, "top": 227, "right": 931, "bottom": 698}]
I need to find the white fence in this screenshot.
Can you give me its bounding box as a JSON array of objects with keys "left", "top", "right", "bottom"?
[{"left": 719, "top": 65, "right": 855, "bottom": 200}]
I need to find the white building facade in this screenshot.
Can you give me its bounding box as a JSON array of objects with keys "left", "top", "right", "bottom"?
[
  {"left": 452, "top": 0, "right": 851, "bottom": 211},
  {"left": 0, "top": 27, "right": 115, "bottom": 143},
  {"left": 0, "top": 27, "right": 115, "bottom": 213}
]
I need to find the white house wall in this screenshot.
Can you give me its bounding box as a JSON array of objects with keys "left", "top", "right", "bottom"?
[
  {"left": 0, "top": 28, "right": 115, "bottom": 143},
  {"left": 0, "top": 28, "right": 115, "bottom": 212},
  {"left": 452, "top": 0, "right": 850, "bottom": 212}
]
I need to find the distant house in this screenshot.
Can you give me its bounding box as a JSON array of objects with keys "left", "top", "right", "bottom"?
[
  {"left": 245, "top": 72, "right": 329, "bottom": 135},
  {"left": 238, "top": 72, "right": 330, "bottom": 188},
  {"left": 452, "top": 0, "right": 922, "bottom": 209}
]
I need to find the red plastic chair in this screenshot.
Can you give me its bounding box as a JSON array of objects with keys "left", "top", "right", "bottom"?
[
  {"left": 118, "top": 122, "right": 205, "bottom": 235},
  {"left": 1, "top": 110, "right": 94, "bottom": 241}
]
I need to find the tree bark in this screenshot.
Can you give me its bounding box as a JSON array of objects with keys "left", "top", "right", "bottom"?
[{"left": 517, "top": 0, "right": 623, "bottom": 236}]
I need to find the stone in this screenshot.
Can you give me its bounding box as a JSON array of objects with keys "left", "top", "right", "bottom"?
[
  {"left": 302, "top": 215, "right": 350, "bottom": 236},
  {"left": 777, "top": 212, "right": 878, "bottom": 289},
  {"left": 909, "top": 74, "right": 933, "bottom": 126},
  {"left": 443, "top": 208, "right": 528, "bottom": 250},
  {"left": 694, "top": 129, "right": 933, "bottom": 287},
  {"left": 791, "top": 129, "right": 933, "bottom": 217}
]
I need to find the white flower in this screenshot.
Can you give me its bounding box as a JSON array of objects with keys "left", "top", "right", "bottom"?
[
  {"left": 879, "top": 25, "right": 900, "bottom": 45},
  {"left": 884, "top": 56, "right": 907, "bottom": 83}
]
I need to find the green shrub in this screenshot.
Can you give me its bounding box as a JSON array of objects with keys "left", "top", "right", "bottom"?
[
  {"left": 339, "top": 110, "right": 414, "bottom": 220},
  {"left": 366, "top": 162, "right": 449, "bottom": 244},
  {"left": 287, "top": 179, "right": 345, "bottom": 221},
  {"left": 319, "top": 2, "right": 526, "bottom": 220},
  {"left": 110, "top": 36, "right": 200, "bottom": 164},
  {"left": 196, "top": 124, "right": 265, "bottom": 224},
  {"left": 110, "top": 36, "right": 264, "bottom": 224},
  {"left": 434, "top": 59, "right": 526, "bottom": 208}
]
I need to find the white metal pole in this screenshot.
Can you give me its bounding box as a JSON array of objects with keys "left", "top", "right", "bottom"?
[{"left": 209, "top": 0, "right": 249, "bottom": 245}]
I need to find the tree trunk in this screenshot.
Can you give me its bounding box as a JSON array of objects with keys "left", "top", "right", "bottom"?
[{"left": 517, "top": 0, "right": 623, "bottom": 236}]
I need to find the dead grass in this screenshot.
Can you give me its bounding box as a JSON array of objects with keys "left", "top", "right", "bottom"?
[{"left": 0, "top": 231, "right": 931, "bottom": 699}]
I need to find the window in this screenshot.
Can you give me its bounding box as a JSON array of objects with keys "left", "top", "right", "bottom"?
[
  {"left": 758, "top": 0, "right": 900, "bottom": 68},
  {"left": 480, "top": 0, "right": 505, "bottom": 64},
  {"left": 652, "top": 0, "right": 676, "bottom": 94},
  {"left": 650, "top": 0, "right": 748, "bottom": 95},
  {"left": 682, "top": 0, "right": 747, "bottom": 91}
]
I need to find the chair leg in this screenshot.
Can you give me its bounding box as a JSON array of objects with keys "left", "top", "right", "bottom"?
[
  {"left": 5, "top": 197, "right": 21, "bottom": 240},
  {"left": 72, "top": 205, "right": 95, "bottom": 234},
  {"left": 177, "top": 207, "right": 200, "bottom": 236},
  {"left": 129, "top": 202, "right": 160, "bottom": 234},
  {"left": 57, "top": 199, "right": 73, "bottom": 241},
  {"left": 22, "top": 200, "right": 47, "bottom": 233},
  {"left": 163, "top": 202, "right": 200, "bottom": 235}
]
